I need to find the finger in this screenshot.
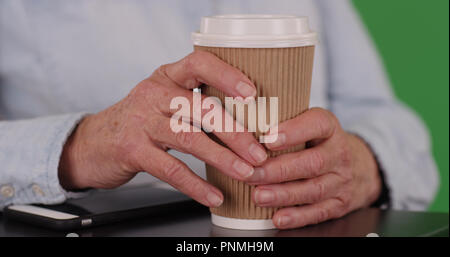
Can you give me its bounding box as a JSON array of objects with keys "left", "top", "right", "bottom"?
[
  {"left": 160, "top": 50, "right": 257, "bottom": 98},
  {"left": 273, "top": 198, "right": 348, "bottom": 229},
  {"left": 136, "top": 146, "right": 223, "bottom": 208},
  {"left": 212, "top": 130, "right": 268, "bottom": 166},
  {"left": 253, "top": 174, "right": 342, "bottom": 207},
  {"left": 265, "top": 108, "right": 337, "bottom": 151},
  {"left": 156, "top": 86, "right": 267, "bottom": 166},
  {"left": 148, "top": 116, "right": 256, "bottom": 180},
  {"left": 247, "top": 142, "right": 339, "bottom": 185},
  {"left": 201, "top": 97, "right": 268, "bottom": 165}
]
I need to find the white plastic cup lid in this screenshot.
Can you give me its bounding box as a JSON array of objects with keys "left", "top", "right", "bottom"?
[{"left": 192, "top": 14, "right": 318, "bottom": 48}]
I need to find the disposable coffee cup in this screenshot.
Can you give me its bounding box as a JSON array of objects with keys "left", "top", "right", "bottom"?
[{"left": 192, "top": 15, "right": 317, "bottom": 230}]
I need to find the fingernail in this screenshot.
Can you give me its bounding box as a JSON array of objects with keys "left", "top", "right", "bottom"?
[
  {"left": 267, "top": 133, "right": 286, "bottom": 148},
  {"left": 255, "top": 188, "right": 275, "bottom": 204},
  {"left": 247, "top": 167, "right": 265, "bottom": 183},
  {"left": 206, "top": 191, "right": 223, "bottom": 207},
  {"left": 249, "top": 144, "right": 268, "bottom": 163},
  {"left": 236, "top": 81, "right": 256, "bottom": 98},
  {"left": 233, "top": 160, "right": 254, "bottom": 178},
  {"left": 277, "top": 216, "right": 292, "bottom": 227}
]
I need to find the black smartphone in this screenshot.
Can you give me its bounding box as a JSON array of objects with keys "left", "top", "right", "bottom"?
[{"left": 3, "top": 184, "right": 203, "bottom": 231}]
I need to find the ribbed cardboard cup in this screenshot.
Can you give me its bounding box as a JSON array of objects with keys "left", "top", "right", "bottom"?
[{"left": 192, "top": 15, "right": 317, "bottom": 230}]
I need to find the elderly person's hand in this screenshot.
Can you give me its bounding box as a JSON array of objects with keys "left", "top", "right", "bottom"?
[
  {"left": 58, "top": 51, "right": 268, "bottom": 208},
  {"left": 248, "top": 108, "right": 382, "bottom": 229}
]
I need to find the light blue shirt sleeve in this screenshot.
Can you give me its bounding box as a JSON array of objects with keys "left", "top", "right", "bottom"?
[
  {"left": 0, "top": 112, "right": 88, "bottom": 210},
  {"left": 0, "top": 0, "right": 439, "bottom": 212},
  {"left": 317, "top": 0, "right": 439, "bottom": 210}
]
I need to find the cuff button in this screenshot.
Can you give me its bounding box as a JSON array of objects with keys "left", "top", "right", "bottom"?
[
  {"left": 0, "top": 185, "right": 15, "bottom": 198},
  {"left": 32, "top": 184, "right": 45, "bottom": 197}
]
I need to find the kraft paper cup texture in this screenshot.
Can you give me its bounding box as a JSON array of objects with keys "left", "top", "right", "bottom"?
[
  {"left": 191, "top": 15, "right": 317, "bottom": 230},
  {"left": 195, "top": 46, "right": 315, "bottom": 230}
]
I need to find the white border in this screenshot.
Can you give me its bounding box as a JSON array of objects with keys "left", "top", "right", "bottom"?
[
  {"left": 211, "top": 214, "right": 276, "bottom": 230},
  {"left": 192, "top": 32, "right": 318, "bottom": 48},
  {"left": 8, "top": 205, "right": 79, "bottom": 220}
]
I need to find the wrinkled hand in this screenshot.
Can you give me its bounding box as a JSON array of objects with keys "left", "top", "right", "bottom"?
[
  {"left": 58, "top": 51, "right": 269, "bottom": 207},
  {"left": 248, "top": 108, "right": 382, "bottom": 229}
]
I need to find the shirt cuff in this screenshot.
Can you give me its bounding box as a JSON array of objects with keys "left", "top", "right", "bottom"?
[
  {"left": 0, "top": 112, "right": 90, "bottom": 209},
  {"left": 45, "top": 113, "right": 92, "bottom": 203}
]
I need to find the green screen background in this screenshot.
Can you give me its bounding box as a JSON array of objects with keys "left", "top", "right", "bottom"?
[{"left": 352, "top": 0, "right": 449, "bottom": 212}]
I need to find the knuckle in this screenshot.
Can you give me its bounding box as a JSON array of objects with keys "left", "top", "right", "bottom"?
[
  {"left": 339, "top": 143, "right": 352, "bottom": 169},
  {"left": 191, "top": 179, "right": 205, "bottom": 193},
  {"left": 175, "top": 131, "right": 200, "bottom": 149},
  {"left": 308, "top": 150, "right": 325, "bottom": 174},
  {"left": 181, "top": 55, "right": 196, "bottom": 79},
  {"left": 312, "top": 179, "right": 326, "bottom": 201},
  {"left": 184, "top": 53, "right": 197, "bottom": 71},
  {"left": 213, "top": 149, "right": 229, "bottom": 166},
  {"left": 285, "top": 189, "right": 301, "bottom": 205},
  {"left": 204, "top": 147, "right": 228, "bottom": 168},
  {"left": 313, "top": 107, "right": 336, "bottom": 121},
  {"left": 317, "top": 116, "right": 332, "bottom": 137},
  {"left": 185, "top": 179, "right": 205, "bottom": 198},
  {"left": 342, "top": 169, "right": 354, "bottom": 184},
  {"left": 185, "top": 51, "right": 209, "bottom": 72},
  {"left": 340, "top": 169, "right": 353, "bottom": 186},
  {"left": 315, "top": 207, "right": 331, "bottom": 224},
  {"left": 337, "top": 194, "right": 351, "bottom": 213},
  {"left": 112, "top": 119, "right": 146, "bottom": 164},
  {"left": 147, "top": 118, "right": 165, "bottom": 142},
  {"left": 278, "top": 162, "right": 291, "bottom": 182},
  {"left": 132, "top": 80, "right": 163, "bottom": 102},
  {"left": 162, "top": 160, "right": 186, "bottom": 181},
  {"left": 312, "top": 108, "right": 335, "bottom": 137},
  {"left": 293, "top": 215, "right": 306, "bottom": 227},
  {"left": 156, "top": 64, "right": 169, "bottom": 77}
]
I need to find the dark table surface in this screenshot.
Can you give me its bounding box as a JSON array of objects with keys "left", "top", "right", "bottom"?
[{"left": 0, "top": 205, "right": 448, "bottom": 237}]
